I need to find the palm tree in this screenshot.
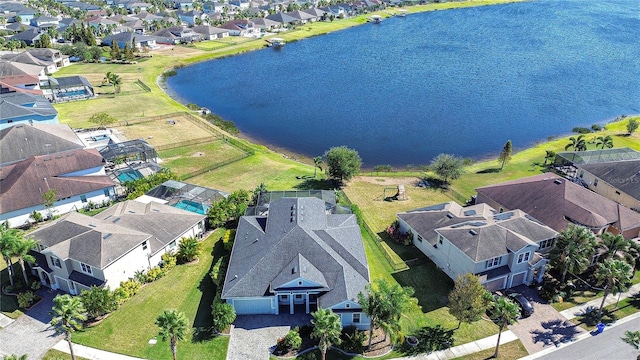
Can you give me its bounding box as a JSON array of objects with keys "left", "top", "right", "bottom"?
[
  {"left": 549, "top": 224, "right": 597, "bottom": 283},
  {"left": 596, "top": 135, "right": 613, "bottom": 149},
  {"left": 311, "top": 308, "right": 342, "bottom": 360},
  {"left": 2, "top": 355, "right": 28, "bottom": 360},
  {"left": 211, "top": 302, "right": 236, "bottom": 333},
  {"left": 595, "top": 259, "right": 633, "bottom": 321},
  {"left": 177, "top": 236, "right": 202, "bottom": 263},
  {"left": 14, "top": 235, "right": 38, "bottom": 286},
  {"left": 489, "top": 296, "right": 520, "bottom": 359},
  {"left": 156, "top": 309, "right": 189, "bottom": 360},
  {"left": 103, "top": 72, "right": 122, "bottom": 94},
  {"left": 313, "top": 156, "right": 323, "bottom": 178},
  {"left": 565, "top": 134, "right": 587, "bottom": 151},
  {"left": 50, "top": 294, "right": 87, "bottom": 360},
  {"left": 0, "top": 227, "right": 20, "bottom": 287},
  {"left": 599, "top": 232, "right": 634, "bottom": 266},
  {"left": 622, "top": 330, "right": 640, "bottom": 360}
]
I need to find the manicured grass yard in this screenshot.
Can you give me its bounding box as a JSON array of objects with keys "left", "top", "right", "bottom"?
[
  {"left": 158, "top": 140, "right": 249, "bottom": 177},
  {"left": 42, "top": 349, "right": 89, "bottom": 360},
  {"left": 114, "top": 114, "right": 217, "bottom": 149},
  {"left": 71, "top": 230, "right": 229, "bottom": 359},
  {"left": 452, "top": 340, "right": 529, "bottom": 360},
  {"left": 571, "top": 295, "right": 640, "bottom": 331}
]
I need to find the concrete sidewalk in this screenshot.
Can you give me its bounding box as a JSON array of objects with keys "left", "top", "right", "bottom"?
[
  {"left": 0, "top": 313, "right": 14, "bottom": 328},
  {"left": 53, "top": 340, "right": 146, "bottom": 360},
  {"left": 394, "top": 330, "right": 519, "bottom": 360},
  {"left": 559, "top": 282, "right": 640, "bottom": 320}
]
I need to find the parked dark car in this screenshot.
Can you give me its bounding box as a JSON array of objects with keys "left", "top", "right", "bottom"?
[{"left": 507, "top": 292, "right": 534, "bottom": 318}]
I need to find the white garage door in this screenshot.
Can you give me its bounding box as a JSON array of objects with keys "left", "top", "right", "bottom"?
[
  {"left": 511, "top": 272, "right": 526, "bottom": 287},
  {"left": 484, "top": 277, "right": 506, "bottom": 292},
  {"left": 232, "top": 298, "right": 274, "bottom": 315}
]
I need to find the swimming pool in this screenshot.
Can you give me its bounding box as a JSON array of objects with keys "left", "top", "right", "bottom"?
[
  {"left": 58, "top": 90, "right": 89, "bottom": 97},
  {"left": 116, "top": 169, "right": 143, "bottom": 183},
  {"left": 172, "top": 200, "right": 209, "bottom": 215}
]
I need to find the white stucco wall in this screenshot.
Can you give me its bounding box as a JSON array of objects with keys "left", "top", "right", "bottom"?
[{"left": 102, "top": 240, "right": 152, "bottom": 289}]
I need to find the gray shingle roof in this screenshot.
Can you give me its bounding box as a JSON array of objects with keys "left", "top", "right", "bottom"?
[
  {"left": 0, "top": 92, "right": 57, "bottom": 120},
  {"left": 0, "top": 123, "right": 83, "bottom": 166},
  {"left": 580, "top": 160, "right": 640, "bottom": 202},
  {"left": 222, "top": 197, "right": 369, "bottom": 308}
]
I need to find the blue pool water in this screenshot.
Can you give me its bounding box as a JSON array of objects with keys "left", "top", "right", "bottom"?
[
  {"left": 58, "top": 90, "right": 88, "bottom": 97},
  {"left": 116, "top": 169, "right": 143, "bottom": 183},
  {"left": 173, "top": 200, "right": 209, "bottom": 215},
  {"left": 167, "top": 0, "right": 640, "bottom": 167}
]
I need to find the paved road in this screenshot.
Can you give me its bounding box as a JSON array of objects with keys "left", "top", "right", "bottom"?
[
  {"left": 534, "top": 317, "right": 639, "bottom": 360},
  {"left": 0, "top": 289, "right": 62, "bottom": 360}
]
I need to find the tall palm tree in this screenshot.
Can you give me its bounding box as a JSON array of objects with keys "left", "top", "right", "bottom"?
[
  {"left": 599, "top": 232, "right": 634, "bottom": 266},
  {"left": 156, "top": 309, "right": 189, "bottom": 360},
  {"left": 311, "top": 308, "right": 342, "bottom": 360},
  {"left": 622, "top": 330, "right": 640, "bottom": 360},
  {"left": 313, "top": 156, "right": 323, "bottom": 178},
  {"left": 0, "top": 227, "right": 20, "bottom": 287},
  {"left": 549, "top": 224, "right": 597, "bottom": 283},
  {"left": 565, "top": 134, "right": 587, "bottom": 151},
  {"left": 14, "top": 235, "right": 38, "bottom": 286},
  {"left": 50, "top": 294, "right": 87, "bottom": 360},
  {"left": 596, "top": 135, "right": 613, "bottom": 149},
  {"left": 489, "top": 296, "right": 520, "bottom": 359},
  {"left": 595, "top": 259, "right": 633, "bottom": 321}
]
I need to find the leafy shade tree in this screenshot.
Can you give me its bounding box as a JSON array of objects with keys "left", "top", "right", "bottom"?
[
  {"left": 42, "top": 188, "right": 57, "bottom": 220},
  {"left": 156, "top": 309, "right": 189, "bottom": 360},
  {"left": 498, "top": 140, "right": 512, "bottom": 171},
  {"left": 627, "top": 118, "right": 639, "bottom": 135},
  {"left": 622, "top": 330, "right": 640, "bottom": 360},
  {"left": 207, "top": 189, "right": 254, "bottom": 228},
  {"left": 80, "top": 286, "right": 117, "bottom": 321},
  {"left": 489, "top": 296, "right": 520, "bottom": 359},
  {"left": 595, "top": 259, "right": 633, "bottom": 321},
  {"left": 324, "top": 146, "right": 362, "bottom": 183},
  {"left": 429, "top": 154, "right": 464, "bottom": 184},
  {"left": 357, "top": 279, "right": 415, "bottom": 349},
  {"left": 34, "top": 33, "right": 51, "bottom": 48},
  {"left": 565, "top": 134, "right": 587, "bottom": 151},
  {"left": 549, "top": 224, "right": 597, "bottom": 283},
  {"left": 177, "top": 236, "right": 202, "bottom": 263},
  {"left": 596, "top": 135, "right": 614, "bottom": 149},
  {"left": 89, "top": 112, "right": 117, "bottom": 129},
  {"left": 311, "top": 308, "right": 342, "bottom": 360},
  {"left": 211, "top": 302, "right": 236, "bottom": 333},
  {"left": 313, "top": 156, "right": 323, "bottom": 178},
  {"left": 448, "top": 274, "right": 492, "bottom": 329},
  {"left": 50, "top": 294, "right": 87, "bottom": 360}
]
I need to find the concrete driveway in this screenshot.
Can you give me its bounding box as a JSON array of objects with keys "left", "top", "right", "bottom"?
[
  {"left": 227, "top": 313, "right": 312, "bottom": 360},
  {"left": 507, "top": 285, "right": 586, "bottom": 354},
  {"left": 0, "top": 289, "right": 63, "bottom": 359}
]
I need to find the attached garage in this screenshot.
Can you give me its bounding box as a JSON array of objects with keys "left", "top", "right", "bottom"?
[
  {"left": 483, "top": 277, "right": 507, "bottom": 292},
  {"left": 510, "top": 272, "right": 527, "bottom": 287},
  {"left": 230, "top": 297, "right": 275, "bottom": 315}
]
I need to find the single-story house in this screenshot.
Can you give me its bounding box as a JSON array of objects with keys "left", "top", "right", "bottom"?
[
  {"left": 0, "top": 148, "right": 116, "bottom": 228},
  {"left": 397, "top": 202, "right": 557, "bottom": 291},
  {"left": 192, "top": 25, "right": 229, "bottom": 40},
  {"left": 475, "top": 173, "right": 640, "bottom": 239},
  {"left": 103, "top": 32, "right": 157, "bottom": 50},
  {"left": 153, "top": 26, "right": 201, "bottom": 44},
  {"left": 222, "top": 196, "right": 371, "bottom": 329},
  {"left": 28, "top": 200, "right": 206, "bottom": 294},
  {"left": 44, "top": 75, "right": 95, "bottom": 103}
]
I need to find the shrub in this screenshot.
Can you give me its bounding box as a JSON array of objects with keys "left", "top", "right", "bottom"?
[
  {"left": 298, "top": 324, "right": 313, "bottom": 338},
  {"left": 186, "top": 103, "right": 200, "bottom": 110},
  {"left": 591, "top": 124, "right": 603, "bottom": 132},
  {"left": 161, "top": 252, "right": 176, "bottom": 271},
  {"left": 31, "top": 281, "right": 42, "bottom": 291},
  {"left": 178, "top": 236, "right": 202, "bottom": 263},
  {"left": 134, "top": 270, "right": 148, "bottom": 283},
  {"left": 146, "top": 266, "right": 165, "bottom": 282},
  {"left": 284, "top": 329, "right": 302, "bottom": 350},
  {"left": 113, "top": 287, "right": 129, "bottom": 305},
  {"left": 119, "top": 279, "right": 141, "bottom": 298},
  {"left": 222, "top": 230, "right": 234, "bottom": 252},
  {"left": 212, "top": 302, "right": 236, "bottom": 332},
  {"left": 80, "top": 286, "right": 117, "bottom": 320},
  {"left": 572, "top": 127, "right": 592, "bottom": 134},
  {"left": 17, "top": 291, "right": 36, "bottom": 308},
  {"left": 339, "top": 325, "right": 365, "bottom": 354},
  {"left": 404, "top": 325, "right": 454, "bottom": 355}
]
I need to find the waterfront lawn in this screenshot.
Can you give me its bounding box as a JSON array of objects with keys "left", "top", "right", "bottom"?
[
  {"left": 571, "top": 295, "right": 640, "bottom": 331},
  {"left": 71, "top": 230, "right": 229, "bottom": 359},
  {"left": 113, "top": 114, "right": 216, "bottom": 148},
  {"left": 158, "top": 140, "right": 248, "bottom": 177}
]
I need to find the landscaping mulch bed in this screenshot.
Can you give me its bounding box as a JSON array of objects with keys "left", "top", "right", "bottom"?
[{"left": 362, "top": 327, "right": 393, "bottom": 357}]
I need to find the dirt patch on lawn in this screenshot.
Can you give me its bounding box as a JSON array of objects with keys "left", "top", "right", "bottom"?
[
  {"left": 353, "top": 176, "right": 421, "bottom": 186},
  {"left": 192, "top": 152, "right": 205, "bottom": 157}
]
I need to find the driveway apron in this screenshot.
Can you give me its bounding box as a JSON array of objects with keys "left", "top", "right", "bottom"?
[
  {"left": 227, "top": 314, "right": 312, "bottom": 360},
  {"left": 0, "top": 289, "right": 63, "bottom": 359},
  {"left": 507, "top": 285, "right": 586, "bottom": 354}
]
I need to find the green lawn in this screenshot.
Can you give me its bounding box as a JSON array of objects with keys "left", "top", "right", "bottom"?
[
  {"left": 571, "top": 295, "right": 640, "bottom": 331},
  {"left": 42, "top": 349, "right": 90, "bottom": 360},
  {"left": 552, "top": 270, "right": 640, "bottom": 312},
  {"left": 452, "top": 340, "right": 529, "bottom": 360},
  {"left": 158, "top": 140, "right": 249, "bottom": 178},
  {"left": 72, "top": 230, "right": 229, "bottom": 359}
]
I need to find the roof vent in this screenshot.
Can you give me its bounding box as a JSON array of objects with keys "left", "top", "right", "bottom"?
[
  {"left": 89, "top": 223, "right": 96, "bottom": 228},
  {"left": 104, "top": 233, "right": 112, "bottom": 239},
  {"left": 469, "top": 230, "right": 478, "bottom": 236},
  {"left": 446, "top": 213, "right": 454, "bottom": 219},
  {"left": 554, "top": 179, "right": 563, "bottom": 184}
]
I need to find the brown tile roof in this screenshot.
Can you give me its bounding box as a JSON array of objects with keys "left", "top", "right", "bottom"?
[
  {"left": 0, "top": 148, "right": 115, "bottom": 214},
  {"left": 476, "top": 173, "right": 640, "bottom": 236}
]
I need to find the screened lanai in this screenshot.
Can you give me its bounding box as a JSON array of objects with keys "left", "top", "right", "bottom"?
[
  {"left": 247, "top": 190, "right": 350, "bottom": 216},
  {"left": 143, "top": 180, "right": 228, "bottom": 215},
  {"left": 99, "top": 139, "right": 158, "bottom": 164},
  {"left": 554, "top": 148, "right": 640, "bottom": 166}
]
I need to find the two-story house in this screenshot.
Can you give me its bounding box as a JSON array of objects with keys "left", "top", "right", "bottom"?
[{"left": 397, "top": 202, "right": 557, "bottom": 291}]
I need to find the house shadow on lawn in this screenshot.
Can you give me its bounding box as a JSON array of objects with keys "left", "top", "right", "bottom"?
[
  {"left": 392, "top": 260, "right": 453, "bottom": 313},
  {"left": 192, "top": 240, "right": 225, "bottom": 343},
  {"left": 293, "top": 178, "right": 337, "bottom": 190},
  {"left": 530, "top": 318, "right": 583, "bottom": 348}
]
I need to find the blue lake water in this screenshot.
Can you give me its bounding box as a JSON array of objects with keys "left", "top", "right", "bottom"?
[{"left": 167, "top": 0, "right": 640, "bottom": 167}]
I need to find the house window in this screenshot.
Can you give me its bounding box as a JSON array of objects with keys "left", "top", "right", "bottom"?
[
  {"left": 281, "top": 294, "right": 288, "bottom": 300},
  {"left": 169, "top": 241, "right": 176, "bottom": 250},
  {"left": 353, "top": 313, "right": 361, "bottom": 323},
  {"left": 295, "top": 294, "right": 303, "bottom": 299},
  {"left": 51, "top": 256, "right": 61, "bottom": 268},
  {"left": 593, "top": 179, "right": 598, "bottom": 187},
  {"left": 142, "top": 241, "right": 148, "bottom": 250},
  {"left": 439, "top": 236, "right": 443, "bottom": 245},
  {"left": 345, "top": 303, "right": 350, "bottom": 308},
  {"left": 80, "top": 195, "right": 87, "bottom": 203},
  {"left": 539, "top": 239, "right": 555, "bottom": 249},
  {"left": 104, "top": 189, "right": 111, "bottom": 196},
  {"left": 417, "top": 235, "right": 423, "bottom": 242},
  {"left": 81, "top": 263, "right": 92, "bottom": 274},
  {"left": 517, "top": 252, "right": 531, "bottom": 264},
  {"left": 485, "top": 256, "right": 501, "bottom": 269}
]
